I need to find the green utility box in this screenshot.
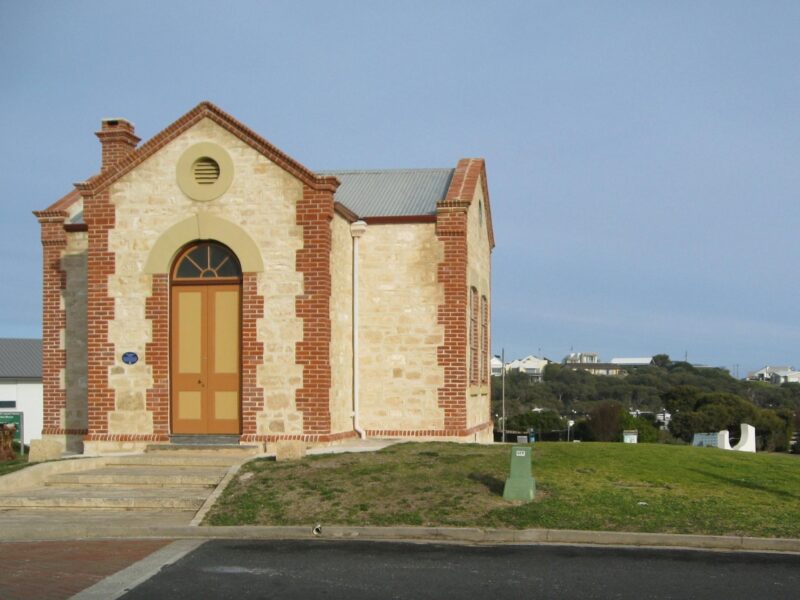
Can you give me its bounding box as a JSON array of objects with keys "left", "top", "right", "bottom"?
[{"left": 502, "top": 445, "right": 536, "bottom": 502}]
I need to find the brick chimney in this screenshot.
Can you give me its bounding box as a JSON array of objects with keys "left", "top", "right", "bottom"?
[{"left": 95, "top": 118, "right": 140, "bottom": 171}]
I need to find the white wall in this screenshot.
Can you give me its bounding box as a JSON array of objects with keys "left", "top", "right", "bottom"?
[{"left": 0, "top": 379, "right": 43, "bottom": 446}]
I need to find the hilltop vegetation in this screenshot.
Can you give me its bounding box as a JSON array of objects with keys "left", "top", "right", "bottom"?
[{"left": 492, "top": 355, "right": 799, "bottom": 451}]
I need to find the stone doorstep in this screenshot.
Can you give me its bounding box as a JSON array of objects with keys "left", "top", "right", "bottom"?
[
  {"left": 45, "top": 466, "right": 228, "bottom": 488},
  {"left": 145, "top": 443, "right": 262, "bottom": 457},
  {"left": 0, "top": 447, "right": 256, "bottom": 514},
  {"left": 106, "top": 454, "right": 249, "bottom": 468},
  {"left": 0, "top": 487, "right": 208, "bottom": 510}
]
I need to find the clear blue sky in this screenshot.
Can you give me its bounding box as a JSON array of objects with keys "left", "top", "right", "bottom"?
[{"left": 2, "top": 1, "right": 798, "bottom": 376}]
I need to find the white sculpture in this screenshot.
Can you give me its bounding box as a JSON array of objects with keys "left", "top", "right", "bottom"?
[
  {"left": 731, "top": 423, "right": 756, "bottom": 452},
  {"left": 691, "top": 423, "right": 756, "bottom": 453}
]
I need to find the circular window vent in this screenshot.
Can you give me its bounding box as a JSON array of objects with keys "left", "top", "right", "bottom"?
[
  {"left": 177, "top": 142, "right": 233, "bottom": 202},
  {"left": 192, "top": 157, "right": 220, "bottom": 185}
]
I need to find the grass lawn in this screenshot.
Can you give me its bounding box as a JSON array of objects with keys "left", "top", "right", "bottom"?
[
  {"left": 205, "top": 442, "right": 800, "bottom": 538},
  {"left": 0, "top": 454, "right": 30, "bottom": 477}
]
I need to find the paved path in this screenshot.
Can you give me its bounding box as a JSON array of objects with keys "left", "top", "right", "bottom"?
[{"left": 1, "top": 540, "right": 173, "bottom": 600}]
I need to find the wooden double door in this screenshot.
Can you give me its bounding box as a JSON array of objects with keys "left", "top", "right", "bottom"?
[{"left": 170, "top": 283, "right": 241, "bottom": 434}]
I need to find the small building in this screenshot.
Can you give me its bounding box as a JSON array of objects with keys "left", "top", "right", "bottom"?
[
  {"left": 610, "top": 357, "right": 654, "bottom": 367},
  {"left": 564, "top": 352, "right": 598, "bottom": 364},
  {"left": 490, "top": 356, "right": 503, "bottom": 377},
  {"left": 34, "top": 102, "right": 495, "bottom": 454},
  {"left": 746, "top": 365, "right": 800, "bottom": 384},
  {"left": 0, "top": 339, "right": 43, "bottom": 447},
  {"left": 505, "top": 355, "right": 549, "bottom": 381}
]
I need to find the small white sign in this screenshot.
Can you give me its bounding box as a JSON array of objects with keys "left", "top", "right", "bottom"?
[{"left": 516, "top": 450, "right": 526, "bottom": 457}]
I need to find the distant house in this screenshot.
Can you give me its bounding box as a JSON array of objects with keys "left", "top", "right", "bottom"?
[
  {"left": 564, "top": 352, "right": 598, "bottom": 364},
  {"left": 563, "top": 353, "right": 655, "bottom": 377},
  {"left": 610, "top": 357, "right": 654, "bottom": 367},
  {"left": 0, "top": 339, "right": 43, "bottom": 447},
  {"left": 747, "top": 366, "right": 800, "bottom": 384},
  {"left": 491, "top": 356, "right": 503, "bottom": 377},
  {"left": 505, "top": 355, "right": 549, "bottom": 382}
]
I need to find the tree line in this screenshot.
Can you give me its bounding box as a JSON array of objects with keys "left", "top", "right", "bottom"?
[{"left": 491, "top": 354, "right": 799, "bottom": 451}]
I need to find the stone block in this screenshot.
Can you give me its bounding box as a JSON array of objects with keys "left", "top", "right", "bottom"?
[
  {"left": 275, "top": 440, "right": 306, "bottom": 461},
  {"left": 28, "top": 438, "right": 64, "bottom": 462}
]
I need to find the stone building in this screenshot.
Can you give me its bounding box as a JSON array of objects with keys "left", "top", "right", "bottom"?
[{"left": 34, "top": 102, "right": 494, "bottom": 454}]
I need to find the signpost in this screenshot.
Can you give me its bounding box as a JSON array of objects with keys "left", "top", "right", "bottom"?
[{"left": 0, "top": 412, "right": 23, "bottom": 453}]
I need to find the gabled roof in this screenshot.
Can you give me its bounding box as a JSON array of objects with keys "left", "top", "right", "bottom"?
[
  {"left": 0, "top": 338, "right": 42, "bottom": 379},
  {"left": 320, "top": 169, "right": 454, "bottom": 217},
  {"left": 45, "top": 101, "right": 339, "bottom": 212},
  {"left": 42, "top": 103, "right": 495, "bottom": 245}
]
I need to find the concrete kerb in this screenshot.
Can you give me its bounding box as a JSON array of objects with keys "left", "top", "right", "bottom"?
[{"left": 1, "top": 520, "right": 798, "bottom": 554}]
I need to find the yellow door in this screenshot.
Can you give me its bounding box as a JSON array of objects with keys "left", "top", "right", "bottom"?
[{"left": 171, "top": 284, "right": 241, "bottom": 434}]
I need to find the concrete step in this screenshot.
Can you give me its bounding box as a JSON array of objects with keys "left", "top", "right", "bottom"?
[
  {"left": 0, "top": 487, "right": 208, "bottom": 510},
  {"left": 45, "top": 466, "right": 227, "bottom": 488},
  {"left": 106, "top": 454, "right": 246, "bottom": 468},
  {"left": 145, "top": 443, "right": 261, "bottom": 457}
]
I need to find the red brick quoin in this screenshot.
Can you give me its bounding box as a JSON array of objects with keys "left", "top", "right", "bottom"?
[
  {"left": 77, "top": 185, "right": 118, "bottom": 441},
  {"left": 436, "top": 158, "right": 489, "bottom": 431},
  {"left": 33, "top": 210, "right": 68, "bottom": 435},
  {"left": 144, "top": 274, "right": 169, "bottom": 437},
  {"left": 295, "top": 183, "right": 336, "bottom": 435}
]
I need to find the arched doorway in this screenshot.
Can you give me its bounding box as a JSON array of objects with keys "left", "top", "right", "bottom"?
[{"left": 170, "top": 241, "right": 242, "bottom": 434}]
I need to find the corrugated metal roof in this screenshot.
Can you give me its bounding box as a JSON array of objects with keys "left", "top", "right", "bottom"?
[
  {"left": 70, "top": 169, "right": 454, "bottom": 224},
  {"left": 0, "top": 338, "right": 42, "bottom": 379},
  {"left": 321, "top": 169, "right": 454, "bottom": 217}
]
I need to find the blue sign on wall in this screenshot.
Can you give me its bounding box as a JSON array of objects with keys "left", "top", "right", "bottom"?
[{"left": 122, "top": 352, "right": 139, "bottom": 365}]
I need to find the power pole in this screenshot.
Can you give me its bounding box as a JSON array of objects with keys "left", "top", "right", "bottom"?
[{"left": 501, "top": 347, "right": 506, "bottom": 443}]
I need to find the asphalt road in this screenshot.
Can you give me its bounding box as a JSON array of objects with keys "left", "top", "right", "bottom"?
[{"left": 120, "top": 539, "right": 800, "bottom": 600}]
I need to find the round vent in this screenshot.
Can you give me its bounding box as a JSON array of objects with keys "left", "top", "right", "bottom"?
[
  {"left": 192, "top": 157, "right": 220, "bottom": 185},
  {"left": 177, "top": 142, "right": 233, "bottom": 201}
]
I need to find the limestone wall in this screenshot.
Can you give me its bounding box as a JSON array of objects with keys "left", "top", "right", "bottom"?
[
  {"left": 358, "top": 223, "right": 445, "bottom": 431},
  {"left": 105, "top": 118, "right": 305, "bottom": 436},
  {"left": 329, "top": 214, "right": 353, "bottom": 434},
  {"left": 466, "top": 178, "right": 492, "bottom": 429},
  {"left": 62, "top": 231, "right": 88, "bottom": 441}
]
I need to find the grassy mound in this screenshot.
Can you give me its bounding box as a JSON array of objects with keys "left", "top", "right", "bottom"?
[{"left": 205, "top": 442, "right": 800, "bottom": 538}]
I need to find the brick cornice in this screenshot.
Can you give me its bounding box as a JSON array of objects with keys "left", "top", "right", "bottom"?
[{"left": 33, "top": 209, "right": 68, "bottom": 223}]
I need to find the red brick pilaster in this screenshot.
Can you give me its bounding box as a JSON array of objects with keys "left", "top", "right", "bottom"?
[
  {"left": 436, "top": 158, "right": 485, "bottom": 431},
  {"left": 34, "top": 210, "right": 68, "bottom": 434},
  {"left": 241, "top": 272, "right": 264, "bottom": 436},
  {"left": 145, "top": 274, "right": 169, "bottom": 435},
  {"left": 436, "top": 204, "right": 469, "bottom": 430},
  {"left": 295, "top": 184, "right": 335, "bottom": 434},
  {"left": 79, "top": 186, "right": 116, "bottom": 439}
]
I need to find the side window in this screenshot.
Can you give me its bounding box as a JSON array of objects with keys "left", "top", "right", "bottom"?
[
  {"left": 470, "top": 287, "right": 479, "bottom": 384},
  {"left": 480, "top": 295, "right": 488, "bottom": 384}
]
